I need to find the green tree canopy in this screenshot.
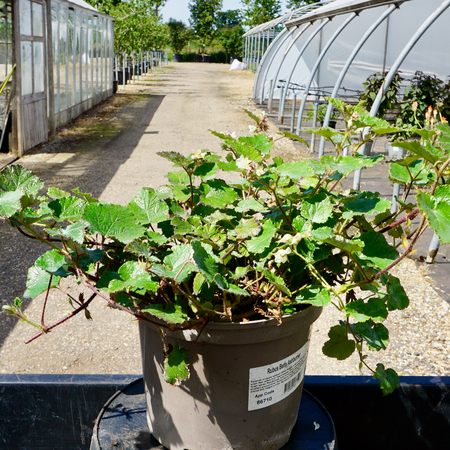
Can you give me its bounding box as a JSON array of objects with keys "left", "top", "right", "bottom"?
[
  {"left": 241, "top": 0, "right": 282, "bottom": 27},
  {"left": 167, "top": 18, "right": 190, "bottom": 54},
  {"left": 286, "top": 0, "right": 320, "bottom": 9},
  {"left": 216, "top": 9, "right": 243, "bottom": 29},
  {"left": 86, "top": 0, "right": 168, "bottom": 52},
  {"left": 189, "top": 0, "right": 223, "bottom": 46},
  {"left": 217, "top": 25, "right": 245, "bottom": 59}
]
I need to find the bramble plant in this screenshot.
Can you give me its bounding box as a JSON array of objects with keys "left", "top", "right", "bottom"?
[{"left": 2, "top": 99, "right": 450, "bottom": 394}]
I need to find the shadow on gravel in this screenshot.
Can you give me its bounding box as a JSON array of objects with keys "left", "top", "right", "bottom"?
[{"left": 0, "top": 94, "right": 165, "bottom": 349}]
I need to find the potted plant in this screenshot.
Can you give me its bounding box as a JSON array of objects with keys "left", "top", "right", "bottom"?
[
  {"left": 167, "top": 18, "right": 189, "bottom": 62},
  {"left": 359, "top": 70, "right": 404, "bottom": 120},
  {"left": 2, "top": 101, "right": 450, "bottom": 449},
  {"left": 305, "top": 103, "right": 339, "bottom": 128}
]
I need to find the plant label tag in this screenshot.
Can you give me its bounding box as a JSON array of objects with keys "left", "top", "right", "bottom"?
[{"left": 248, "top": 342, "right": 309, "bottom": 411}]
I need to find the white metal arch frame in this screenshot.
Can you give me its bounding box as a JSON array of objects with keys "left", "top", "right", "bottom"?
[
  {"left": 317, "top": 3, "right": 399, "bottom": 157},
  {"left": 296, "top": 13, "right": 357, "bottom": 134},
  {"left": 276, "top": 20, "right": 329, "bottom": 124},
  {"left": 353, "top": 0, "right": 450, "bottom": 189}
]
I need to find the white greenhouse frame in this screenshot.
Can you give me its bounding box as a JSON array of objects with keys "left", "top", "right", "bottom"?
[{"left": 253, "top": 0, "right": 450, "bottom": 155}]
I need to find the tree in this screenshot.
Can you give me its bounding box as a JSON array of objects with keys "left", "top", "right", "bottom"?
[
  {"left": 216, "top": 9, "right": 243, "bottom": 29},
  {"left": 286, "top": 0, "right": 320, "bottom": 9},
  {"left": 241, "top": 0, "right": 282, "bottom": 27},
  {"left": 217, "top": 26, "right": 245, "bottom": 60},
  {"left": 167, "top": 19, "right": 189, "bottom": 54},
  {"left": 86, "top": 0, "right": 168, "bottom": 52},
  {"left": 189, "top": 0, "right": 223, "bottom": 46}
]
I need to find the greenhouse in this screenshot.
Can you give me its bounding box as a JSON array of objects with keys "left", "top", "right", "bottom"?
[
  {"left": 252, "top": 0, "right": 450, "bottom": 154},
  {"left": 0, "top": 0, "right": 113, "bottom": 156}
]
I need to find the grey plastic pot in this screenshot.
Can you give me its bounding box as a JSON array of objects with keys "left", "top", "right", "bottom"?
[{"left": 139, "top": 305, "right": 322, "bottom": 450}]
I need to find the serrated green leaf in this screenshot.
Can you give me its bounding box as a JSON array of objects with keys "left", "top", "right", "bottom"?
[
  {"left": 342, "top": 192, "right": 391, "bottom": 219},
  {"left": 386, "top": 275, "right": 409, "bottom": 310},
  {"left": 83, "top": 203, "right": 146, "bottom": 244},
  {"left": 295, "top": 285, "right": 331, "bottom": 306},
  {"left": 200, "top": 179, "right": 238, "bottom": 208},
  {"left": 320, "top": 155, "right": 366, "bottom": 176},
  {"left": 128, "top": 188, "right": 169, "bottom": 224},
  {"left": 301, "top": 193, "right": 333, "bottom": 224},
  {"left": 48, "top": 196, "right": 86, "bottom": 221},
  {"left": 418, "top": 190, "right": 450, "bottom": 244},
  {"left": 0, "top": 165, "right": 44, "bottom": 195},
  {"left": 24, "top": 266, "right": 61, "bottom": 298},
  {"left": 164, "top": 342, "right": 190, "bottom": 385},
  {"left": 143, "top": 304, "right": 189, "bottom": 324},
  {"left": 358, "top": 231, "right": 398, "bottom": 269},
  {"left": 263, "top": 269, "right": 291, "bottom": 295},
  {"left": 392, "top": 140, "right": 439, "bottom": 164},
  {"left": 72, "top": 187, "right": 99, "bottom": 203},
  {"left": 353, "top": 321, "right": 389, "bottom": 351},
  {"left": 0, "top": 189, "right": 24, "bottom": 218},
  {"left": 345, "top": 298, "right": 388, "bottom": 322},
  {"left": 322, "top": 325, "right": 355, "bottom": 360},
  {"left": 157, "top": 151, "right": 190, "bottom": 168},
  {"left": 234, "top": 218, "right": 260, "bottom": 239},
  {"left": 191, "top": 240, "right": 218, "bottom": 283},
  {"left": 281, "top": 131, "right": 309, "bottom": 146},
  {"left": 247, "top": 219, "right": 277, "bottom": 254},
  {"left": 108, "top": 261, "right": 158, "bottom": 293},
  {"left": 47, "top": 187, "right": 70, "bottom": 199},
  {"left": 239, "top": 134, "right": 273, "bottom": 154},
  {"left": 374, "top": 363, "right": 400, "bottom": 395},
  {"left": 214, "top": 274, "right": 249, "bottom": 296},
  {"left": 166, "top": 170, "right": 190, "bottom": 185},
  {"left": 235, "top": 198, "right": 265, "bottom": 213},
  {"left": 164, "top": 244, "right": 195, "bottom": 282},
  {"left": 274, "top": 160, "right": 315, "bottom": 179},
  {"left": 35, "top": 250, "right": 70, "bottom": 277},
  {"left": 322, "top": 235, "right": 364, "bottom": 253}
]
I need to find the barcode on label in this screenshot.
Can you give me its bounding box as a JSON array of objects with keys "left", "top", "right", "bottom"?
[{"left": 284, "top": 372, "right": 301, "bottom": 394}]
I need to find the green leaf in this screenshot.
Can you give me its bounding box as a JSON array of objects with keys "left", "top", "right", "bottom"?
[
  {"left": 342, "top": 192, "right": 391, "bottom": 219},
  {"left": 200, "top": 179, "right": 238, "bottom": 208},
  {"left": 353, "top": 321, "right": 389, "bottom": 351},
  {"left": 358, "top": 231, "right": 398, "bottom": 269},
  {"left": 83, "top": 203, "right": 146, "bottom": 244},
  {"left": 345, "top": 298, "right": 388, "bottom": 322},
  {"left": 280, "top": 131, "right": 309, "bottom": 146},
  {"left": 234, "top": 218, "right": 260, "bottom": 239},
  {"left": 320, "top": 155, "right": 366, "bottom": 176},
  {"left": 301, "top": 193, "right": 333, "bottom": 224},
  {"left": 235, "top": 198, "right": 265, "bottom": 213},
  {"left": 322, "top": 235, "right": 364, "bottom": 253},
  {"left": 143, "top": 304, "right": 189, "bottom": 324},
  {"left": 274, "top": 160, "right": 315, "bottom": 179},
  {"left": 24, "top": 266, "right": 61, "bottom": 298},
  {"left": 374, "top": 363, "right": 400, "bottom": 395},
  {"left": 108, "top": 261, "right": 158, "bottom": 293},
  {"left": 294, "top": 285, "right": 331, "bottom": 306},
  {"left": 191, "top": 240, "right": 218, "bottom": 283},
  {"left": 157, "top": 151, "right": 190, "bottom": 169},
  {"left": 47, "top": 187, "right": 70, "bottom": 199},
  {"left": 322, "top": 325, "right": 356, "bottom": 360},
  {"left": 263, "top": 269, "right": 291, "bottom": 296},
  {"left": 46, "top": 221, "right": 87, "bottom": 244},
  {"left": 393, "top": 140, "right": 439, "bottom": 164},
  {"left": 0, "top": 165, "right": 44, "bottom": 195},
  {"left": 418, "top": 190, "right": 450, "bottom": 244},
  {"left": 35, "top": 249, "right": 70, "bottom": 277},
  {"left": 0, "top": 189, "right": 24, "bottom": 218},
  {"left": 239, "top": 134, "right": 273, "bottom": 154},
  {"left": 128, "top": 188, "right": 169, "bottom": 224},
  {"left": 164, "top": 342, "right": 190, "bottom": 385},
  {"left": 166, "top": 170, "right": 189, "bottom": 186},
  {"left": 124, "top": 240, "right": 158, "bottom": 260},
  {"left": 48, "top": 196, "right": 86, "bottom": 221},
  {"left": 72, "top": 187, "right": 99, "bottom": 203},
  {"left": 214, "top": 274, "right": 249, "bottom": 296},
  {"left": 164, "top": 244, "right": 195, "bottom": 282},
  {"left": 386, "top": 275, "right": 409, "bottom": 310},
  {"left": 247, "top": 219, "right": 277, "bottom": 254}
]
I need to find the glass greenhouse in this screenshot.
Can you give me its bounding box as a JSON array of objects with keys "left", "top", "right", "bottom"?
[{"left": 0, "top": 0, "right": 113, "bottom": 156}]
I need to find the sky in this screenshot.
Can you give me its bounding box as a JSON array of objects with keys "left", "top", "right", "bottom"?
[{"left": 160, "top": 0, "right": 290, "bottom": 25}]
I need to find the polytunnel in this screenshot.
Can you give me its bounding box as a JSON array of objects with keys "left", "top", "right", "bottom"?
[{"left": 253, "top": 0, "right": 450, "bottom": 151}]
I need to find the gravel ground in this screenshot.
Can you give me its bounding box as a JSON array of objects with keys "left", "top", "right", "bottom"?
[{"left": 0, "top": 62, "right": 449, "bottom": 379}]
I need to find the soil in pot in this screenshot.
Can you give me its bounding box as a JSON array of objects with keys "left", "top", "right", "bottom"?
[{"left": 139, "top": 306, "right": 322, "bottom": 450}]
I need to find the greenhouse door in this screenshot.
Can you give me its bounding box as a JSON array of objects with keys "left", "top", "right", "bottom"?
[{"left": 17, "top": 0, "right": 48, "bottom": 154}]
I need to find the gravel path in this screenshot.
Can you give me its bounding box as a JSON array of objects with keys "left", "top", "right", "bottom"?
[{"left": 0, "top": 62, "right": 449, "bottom": 379}]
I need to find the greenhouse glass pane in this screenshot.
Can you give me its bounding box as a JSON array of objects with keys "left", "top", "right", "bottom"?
[
  {"left": 68, "top": 9, "right": 74, "bottom": 107},
  {"left": 21, "top": 41, "right": 32, "bottom": 95},
  {"left": 75, "top": 10, "right": 81, "bottom": 104},
  {"left": 33, "top": 41, "right": 44, "bottom": 92},
  {"left": 88, "top": 15, "right": 93, "bottom": 98},
  {"left": 81, "top": 27, "right": 87, "bottom": 101},
  {"left": 52, "top": 4, "right": 59, "bottom": 112},
  {"left": 19, "top": 0, "right": 31, "bottom": 36},
  {"left": 93, "top": 16, "right": 97, "bottom": 95},
  {"left": 32, "top": 2, "right": 43, "bottom": 37},
  {"left": 59, "top": 5, "right": 67, "bottom": 111}
]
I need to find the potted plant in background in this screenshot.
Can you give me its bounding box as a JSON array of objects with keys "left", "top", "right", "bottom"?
[
  {"left": 166, "top": 18, "right": 189, "bottom": 62},
  {"left": 2, "top": 101, "right": 450, "bottom": 449},
  {"left": 305, "top": 103, "right": 340, "bottom": 128}
]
